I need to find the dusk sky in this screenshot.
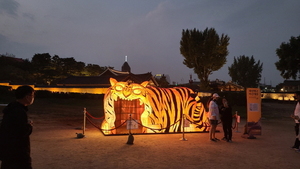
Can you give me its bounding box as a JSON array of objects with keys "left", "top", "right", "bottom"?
[{"left": 1, "top": 0, "right": 299, "bottom": 86}]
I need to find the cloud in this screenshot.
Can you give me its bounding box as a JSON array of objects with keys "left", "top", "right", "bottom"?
[
  {"left": 0, "top": 0, "right": 299, "bottom": 85},
  {"left": 0, "top": 33, "right": 48, "bottom": 59},
  {"left": 22, "top": 12, "right": 35, "bottom": 21},
  {"left": 0, "top": 0, "right": 19, "bottom": 16}
]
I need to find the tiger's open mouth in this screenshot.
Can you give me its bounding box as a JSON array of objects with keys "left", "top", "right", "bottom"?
[
  {"left": 115, "top": 97, "right": 144, "bottom": 105},
  {"left": 114, "top": 97, "right": 145, "bottom": 116}
]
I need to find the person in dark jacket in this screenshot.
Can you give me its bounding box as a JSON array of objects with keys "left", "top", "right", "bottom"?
[
  {"left": 219, "top": 97, "right": 233, "bottom": 142},
  {"left": 0, "top": 85, "right": 35, "bottom": 169}
]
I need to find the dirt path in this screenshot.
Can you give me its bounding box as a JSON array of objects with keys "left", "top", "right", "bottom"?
[
  {"left": 29, "top": 118, "right": 298, "bottom": 169},
  {"left": 2, "top": 102, "right": 300, "bottom": 169}
]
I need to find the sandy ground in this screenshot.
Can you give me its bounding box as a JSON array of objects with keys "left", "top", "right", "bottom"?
[{"left": 2, "top": 102, "right": 300, "bottom": 169}]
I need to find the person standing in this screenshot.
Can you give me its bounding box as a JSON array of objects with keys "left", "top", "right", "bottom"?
[
  {"left": 220, "top": 98, "right": 233, "bottom": 142},
  {"left": 291, "top": 91, "right": 300, "bottom": 151},
  {"left": 0, "top": 85, "right": 35, "bottom": 169},
  {"left": 207, "top": 93, "right": 220, "bottom": 142}
]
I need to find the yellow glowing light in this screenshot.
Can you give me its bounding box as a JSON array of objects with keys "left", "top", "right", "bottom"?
[{"left": 101, "top": 78, "right": 209, "bottom": 135}]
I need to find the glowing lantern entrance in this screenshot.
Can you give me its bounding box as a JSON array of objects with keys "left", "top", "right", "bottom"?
[
  {"left": 113, "top": 99, "right": 144, "bottom": 134},
  {"left": 101, "top": 78, "right": 210, "bottom": 135}
]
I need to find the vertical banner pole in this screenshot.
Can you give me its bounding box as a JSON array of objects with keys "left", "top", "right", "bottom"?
[
  {"left": 83, "top": 107, "right": 86, "bottom": 135},
  {"left": 180, "top": 113, "right": 188, "bottom": 141}
]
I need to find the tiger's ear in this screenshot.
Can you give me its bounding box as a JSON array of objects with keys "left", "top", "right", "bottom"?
[
  {"left": 140, "top": 81, "right": 149, "bottom": 87},
  {"left": 110, "top": 78, "right": 118, "bottom": 86}
]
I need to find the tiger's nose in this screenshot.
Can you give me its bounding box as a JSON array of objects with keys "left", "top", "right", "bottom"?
[{"left": 123, "top": 89, "right": 131, "bottom": 97}]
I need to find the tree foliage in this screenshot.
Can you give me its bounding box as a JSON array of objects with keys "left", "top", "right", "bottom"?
[
  {"left": 275, "top": 35, "right": 300, "bottom": 80},
  {"left": 31, "top": 53, "right": 53, "bottom": 84},
  {"left": 180, "top": 27, "right": 230, "bottom": 89},
  {"left": 0, "top": 54, "right": 34, "bottom": 83},
  {"left": 228, "top": 55, "right": 263, "bottom": 88},
  {"left": 0, "top": 53, "right": 106, "bottom": 85},
  {"left": 84, "top": 64, "right": 106, "bottom": 76}
]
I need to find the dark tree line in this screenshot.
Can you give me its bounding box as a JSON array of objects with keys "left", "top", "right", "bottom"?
[{"left": 0, "top": 53, "right": 107, "bottom": 85}]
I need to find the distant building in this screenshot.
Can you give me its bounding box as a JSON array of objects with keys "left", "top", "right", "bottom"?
[
  {"left": 57, "top": 61, "right": 158, "bottom": 89},
  {"left": 260, "top": 84, "right": 275, "bottom": 92},
  {"left": 121, "top": 61, "right": 131, "bottom": 73},
  {"left": 180, "top": 79, "right": 244, "bottom": 92},
  {"left": 209, "top": 79, "right": 244, "bottom": 92},
  {"left": 0, "top": 61, "right": 158, "bottom": 94},
  {"left": 277, "top": 80, "right": 300, "bottom": 92},
  {"left": 154, "top": 74, "right": 170, "bottom": 83}
]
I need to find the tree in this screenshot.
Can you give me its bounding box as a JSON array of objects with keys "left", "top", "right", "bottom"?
[
  {"left": 0, "top": 54, "right": 34, "bottom": 83},
  {"left": 1, "top": 53, "right": 108, "bottom": 85},
  {"left": 59, "top": 57, "right": 85, "bottom": 77},
  {"left": 83, "top": 64, "right": 106, "bottom": 76},
  {"left": 275, "top": 35, "right": 300, "bottom": 80},
  {"left": 228, "top": 55, "right": 263, "bottom": 88},
  {"left": 180, "top": 28, "right": 230, "bottom": 89},
  {"left": 31, "top": 53, "right": 53, "bottom": 84}
]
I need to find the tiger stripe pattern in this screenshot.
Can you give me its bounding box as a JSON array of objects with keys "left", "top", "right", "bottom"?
[{"left": 101, "top": 78, "right": 209, "bottom": 134}]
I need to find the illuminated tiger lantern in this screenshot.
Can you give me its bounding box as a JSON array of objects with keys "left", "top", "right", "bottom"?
[{"left": 101, "top": 78, "right": 209, "bottom": 135}]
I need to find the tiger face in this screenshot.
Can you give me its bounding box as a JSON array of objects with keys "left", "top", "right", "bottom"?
[
  {"left": 109, "top": 78, "right": 149, "bottom": 104},
  {"left": 101, "top": 78, "right": 151, "bottom": 133}
]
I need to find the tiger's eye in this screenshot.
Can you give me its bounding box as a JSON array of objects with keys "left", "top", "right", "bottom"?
[
  {"left": 115, "top": 85, "right": 123, "bottom": 91},
  {"left": 133, "top": 89, "right": 141, "bottom": 94}
]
